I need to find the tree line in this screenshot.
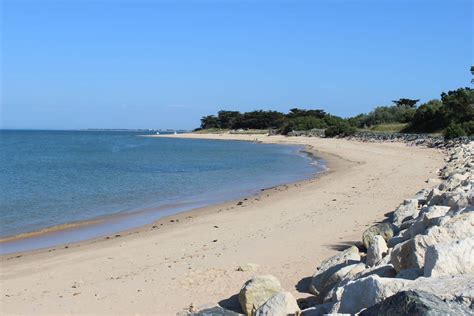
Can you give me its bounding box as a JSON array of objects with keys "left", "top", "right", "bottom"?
[{"left": 198, "top": 87, "right": 474, "bottom": 139}]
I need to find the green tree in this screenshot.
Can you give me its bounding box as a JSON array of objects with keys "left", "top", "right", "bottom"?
[
  {"left": 444, "top": 123, "right": 466, "bottom": 139},
  {"left": 200, "top": 115, "right": 220, "bottom": 129},
  {"left": 392, "top": 98, "right": 420, "bottom": 108},
  {"left": 280, "top": 116, "right": 328, "bottom": 134},
  {"left": 217, "top": 110, "right": 242, "bottom": 129},
  {"left": 440, "top": 87, "right": 474, "bottom": 124}
]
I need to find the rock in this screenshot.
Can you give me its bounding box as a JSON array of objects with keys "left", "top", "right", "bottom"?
[
  {"left": 300, "top": 302, "right": 336, "bottom": 315},
  {"left": 443, "top": 190, "right": 471, "bottom": 210},
  {"left": 337, "top": 275, "right": 409, "bottom": 314},
  {"left": 388, "top": 239, "right": 419, "bottom": 272},
  {"left": 427, "top": 188, "right": 444, "bottom": 206},
  {"left": 399, "top": 218, "right": 417, "bottom": 230},
  {"left": 359, "top": 290, "right": 473, "bottom": 316},
  {"left": 389, "top": 212, "right": 474, "bottom": 272},
  {"left": 408, "top": 275, "right": 474, "bottom": 306},
  {"left": 353, "top": 264, "right": 397, "bottom": 280},
  {"left": 414, "top": 188, "right": 431, "bottom": 204},
  {"left": 396, "top": 268, "right": 423, "bottom": 280},
  {"left": 366, "top": 235, "right": 388, "bottom": 267},
  {"left": 254, "top": 292, "right": 299, "bottom": 316},
  {"left": 318, "top": 246, "right": 361, "bottom": 272},
  {"left": 424, "top": 237, "right": 474, "bottom": 277},
  {"left": 392, "top": 199, "right": 419, "bottom": 228},
  {"left": 362, "top": 223, "right": 396, "bottom": 249},
  {"left": 238, "top": 275, "right": 282, "bottom": 315},
  {"left": 336, "top": 274, "right": 474, "bottom": 314},
  {"left": 309, "top": 246, "right": 361, "bottom": 296},
  {"left": 310, "top": 263, "right": 365, "bottom": 299},
  {"left": 387, "top": 231, "right": 407, "bottom": 248},
  {"left": 439, "top": 173, "right": 470, "bottom": 191},
  {"left": 323, "top": 265, "right": 396, "bottom": 303},
  {"left": 389, "top": 206, "right": 452, "bottom": 247}
]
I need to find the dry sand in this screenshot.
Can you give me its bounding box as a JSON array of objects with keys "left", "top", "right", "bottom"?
[{"left": 0, "top": 134, "right": 444, "bottom": 315}]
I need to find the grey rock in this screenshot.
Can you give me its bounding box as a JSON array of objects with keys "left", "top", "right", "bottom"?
[
  {"left": 396, "top": 268, "right": 423, "bottom": 280},
  {"left": 359, "top": 290, "right": 473, "bottom": 316},
  {"left": 309, "top": 262, "right": 364, "bottom": 299},
  {"left": 323, "top": 265, "right": 396, "bottom": 303},
  {"left": 309, "top": 246, "right": 360, "bottom": 296},
  {"left": 392, "top": 199, "right": 420, "bottom": 228},
  {"left": 336, "top": 274, "right": 474, "bottom": 314},
  {"left": 362, "top": 223, "right": 396, "bottom": 249},
  {"left": 300, "top": 302, "right": 337, "bottom": 316}
]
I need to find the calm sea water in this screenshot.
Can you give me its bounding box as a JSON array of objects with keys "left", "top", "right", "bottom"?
[{"left": 0, "top": 130, "right": 322, "bottom": 253}]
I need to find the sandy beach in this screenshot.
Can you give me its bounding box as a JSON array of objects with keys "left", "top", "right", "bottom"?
[{"left": 0, "top": 134, "right": 444, "bottom": 315}]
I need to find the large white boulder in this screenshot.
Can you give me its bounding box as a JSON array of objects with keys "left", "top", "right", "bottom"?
[
  {"left": 424, "top": 237, "right": 474, "bottom": 277},
  {"left": 392, "top": 199, "right": 419, "bottom": 228},
  {"left": 389, "top": 212, "right": 474, "bottom": 271},
  {"left": 323, "top": 264, "right": 396, "bottom": 303},
  {"left": 389, "top": 205, "right": 452, "bottom": 247},
  {"left": 336, "top": 274, "right": 474, "bottom": 314},
  {"left": 337, "top": 275, "right": 409, "bottom": 314},
  {"left": 366, "top": 235, "right": 388, "bottom": 267},
  {"left": 238, "top": 275, "right": 282, "bottom": 315},
  {"left": 254, "top": 292, "right": 300, "bottom": 316},
  {"left": 309, "top": 246, "right": 360, "bottom": 296}
]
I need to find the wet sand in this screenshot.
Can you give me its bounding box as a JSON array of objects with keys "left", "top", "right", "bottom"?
[{"left": 0, "top": 134, "right": 444, "bottom": 315}]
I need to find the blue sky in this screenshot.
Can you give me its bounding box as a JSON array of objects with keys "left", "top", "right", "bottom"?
[{"left": 1, "top": 0, "right": 472, "bottom": 130}]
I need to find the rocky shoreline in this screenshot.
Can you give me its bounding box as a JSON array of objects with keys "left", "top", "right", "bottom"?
[
  {"left": 179, "top": 138, "right": 473, "bottom": 315},
  {"left": 287, "top": 129, "right": 473, "bottom": 149}
]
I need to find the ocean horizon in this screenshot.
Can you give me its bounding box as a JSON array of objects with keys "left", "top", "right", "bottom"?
[{"left": 0, "top": 130, "right": 322, "bottom": 253}]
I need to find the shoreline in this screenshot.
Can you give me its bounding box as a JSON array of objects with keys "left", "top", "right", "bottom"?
[
  {"left": 0, "top": 135, "right": 444, "bottom": 315},
  {"left": 0, "top": 141, "right": 324, "bottom": 256}
]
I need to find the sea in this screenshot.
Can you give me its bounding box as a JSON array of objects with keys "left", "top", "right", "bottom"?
[{"left": 0, "top": 130, "right": 323, "bottom": 253}]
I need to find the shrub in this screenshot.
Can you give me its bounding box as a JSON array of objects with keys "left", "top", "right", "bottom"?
[
  {"left": 324, "top": 121, "right": 357, "bottom": 138},
  {"left": 444, "top": 123, "right": 466, "bottom": 139},
  {"left": 462, "top": 121, "right": 474, "bottom": 136},
  {"left": 281, "top": 116, "right": 328, "bottom": 134}
]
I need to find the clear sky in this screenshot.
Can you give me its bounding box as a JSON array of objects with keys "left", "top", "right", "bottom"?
[{"left": 1, "top": 0, "right": 472, "bottom": 130}]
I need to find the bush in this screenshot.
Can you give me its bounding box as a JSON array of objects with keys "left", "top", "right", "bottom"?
[
  {"left": 444, "top": 123, "right": 466, "bottom": 139},
  {"left": 280, "top": 116, "right": 328, "bottom": 134},
  {"left": 324, "top": 121, "right": 357, "bottom": 138},
  {"left": 462, "top": 121, "right": 474, "bottom": 136}
]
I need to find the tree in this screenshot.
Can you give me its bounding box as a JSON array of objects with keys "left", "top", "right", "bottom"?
[
  {"left": 200, "top": 115, "right": 220, "bottom": 129},
  {"left": 440, "top": 87, "right": 474, "bottom": 124},
  {"left": 217, "top": 110, "right": 242, "bottom": 129},
  {"left": 444, "top": 123, "right": 466, "bottom": 139},
  {"left": 280, "top": 116, "right": 328, "bottom": 134},
  {"left": 287, "top": 108, "right": 327, "bottom": 119},
  {"left": 392, "top": 98, "right": 420, "bottom": 108},
  {"left": 233, "top": 110, "right": 286, "bottom": 129},
  {"left": 409, "top": 99, "right": 444, "bottom": 132}
]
